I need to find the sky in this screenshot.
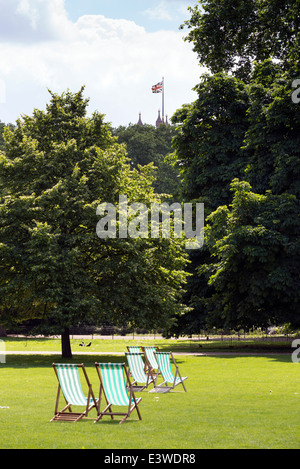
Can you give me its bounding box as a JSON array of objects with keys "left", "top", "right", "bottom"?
[{"left": 0, "top": 0, "right": 204, "bottom": 128}]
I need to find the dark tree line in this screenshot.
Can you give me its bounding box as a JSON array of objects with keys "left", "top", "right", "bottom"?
[{"left": 169, "top": 0, "right": 300, "bottom": 333}]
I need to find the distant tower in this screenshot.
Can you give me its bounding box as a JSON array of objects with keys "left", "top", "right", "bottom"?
[
  {"left": 156, "top": 109, "right": 162, "bottom": 128},
  {"left": 165, "top": 115, "right": 169, "bottom": 126},
  {"left": 137, "top": 112, "right": 143, "bottom": 126}
]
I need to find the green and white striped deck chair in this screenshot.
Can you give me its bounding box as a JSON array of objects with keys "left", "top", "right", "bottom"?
[
  {"left": 125, "top": 352, "right": 154, "bottom": 391},
  {"left": 127, "top": 346, "right": 142, "bottom": 353},
  {"left": 150, "top": 352, "right": 187, "bottom": 393},
  {"left": 142, "top": 346, "right": 161, "bottom": 377},
  {"left": 51, "top": 363, "right": 98, "bottom": 422},
  {"left": 95, "top": 362, "right": 142, "bottom": 424},
  {"left": 126, "top": 346, "right": 145, "bottom": 375}
]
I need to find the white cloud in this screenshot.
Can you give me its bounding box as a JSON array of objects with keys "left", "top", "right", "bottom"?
[
  {"left": 0, "top": 0, "right": 202, "bottom": 127},
  {"left": 0, "top": 0, "right": 73, "bottom": 42}
]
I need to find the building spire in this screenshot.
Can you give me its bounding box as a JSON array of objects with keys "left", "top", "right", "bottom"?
[
  {"left": 137, "top": 112, "right": 143, "bottom": 126},
  {"left": 156, "top": 109, "right": 162, "bottom": 128}
]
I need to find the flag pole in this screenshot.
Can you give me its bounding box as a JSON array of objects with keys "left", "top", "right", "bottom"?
[{"left": 162, "top": 77, "right": 165, "bottom": 122}]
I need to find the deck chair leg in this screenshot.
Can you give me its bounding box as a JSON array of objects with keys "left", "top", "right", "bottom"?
[
  {"left": 94, "top": 402, "right": 114, "bottom": 423},
  {"left": 180, "top": 374, "right": 187, "bottom": 392},
  {"left": 129, "top": 388, "right": 142, "bottom": 421},
  {"left": 135, "top": 401, "right": 142, "bottom": 420},
  {"left": 95, "top": 378, "right": 114, "bottom": 423},
  {"left": 120, "top": 414, "right": 129, "bottom": 424},
  {"left": 53, "top": 385, "right": 61, "bottom": 417},
  {"left": 172, "top": 355, "right": 187, "bottom": 392},
  {"left": 51, "top": 384, "right": 73, "bottom": 421},
  {"left": 54, "top": 385, "right": 72, "bottom": 414},
  {"left": 119, "top": 402, "right": 142, "bottom": 424}
]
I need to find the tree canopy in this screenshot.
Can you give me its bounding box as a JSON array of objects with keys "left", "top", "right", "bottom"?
[
  {"left": 113, "top": 122, "right": 180, "bottom": 197},
  {"left": 0, "top": 88, "right": 189, "bottom": 356},
  {"left": 172, "top": 72, "right": 250, "bottom": 212},
  {"left": 171, "top": 0, "right": 300, "bottom": 332},
  {"left": 182, "top": 0, "right": 300, "bottom": 80},
  {"left": 202, "top": 180, "right": 300, "bottom": 329}
]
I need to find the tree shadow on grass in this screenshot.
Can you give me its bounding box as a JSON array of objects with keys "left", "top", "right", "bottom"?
[{"left": 2, "top": 354, "right": 125, "bottom": 369}]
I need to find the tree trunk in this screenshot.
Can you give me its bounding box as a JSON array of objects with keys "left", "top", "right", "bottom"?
[{"left": 61, "top": 328, "right": 72, "bottom": 358}]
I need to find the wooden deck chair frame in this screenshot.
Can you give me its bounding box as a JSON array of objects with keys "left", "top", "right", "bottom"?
[
  {"left": 51, "top": 363, "right": 98, "bottom": 422},
  {"left": 125, "top": 352, "right": 154, "bottom": 391},
  {"left": 94, "top": 362, "right": 142, "bottom": 424},
  {"left": 150, "top": 352, "right": 188, "bottom": 393},
  {"left": 142, "top": 346, "right": 161, "bottom": 377}
]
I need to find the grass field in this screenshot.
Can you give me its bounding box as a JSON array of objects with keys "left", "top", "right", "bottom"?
[
  {"left": 2, "top": 334, "right": 293, "bottom": 354},
  {"left": 0, "top": 337, "right": 299, "bottom": 449}
]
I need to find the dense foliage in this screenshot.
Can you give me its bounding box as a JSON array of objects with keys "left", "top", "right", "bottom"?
[
  {"left": 182, "top": 0, "right": 300, "bottom": 81},
  {"left": 0, "top": 88, "right": 189, "bottom": 356},
  {"left": 113, "top": 123, "right": 180, "bottom": 197},
  {"left": 171, "top": 0, "right": 300, "bottom": 333}
]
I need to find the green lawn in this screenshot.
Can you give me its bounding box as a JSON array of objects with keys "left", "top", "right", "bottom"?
[
  {"left": 0, "top": 342, "right": 299, "bottom": 449},
  {"left": 2, "top": 335, "right": 292, "bottom": 354},
  {"left": 2, "top": 336, "right": 192, "bottom": 353}
]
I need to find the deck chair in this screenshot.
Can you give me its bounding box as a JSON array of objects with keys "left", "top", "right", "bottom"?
[
  {"left": 126, "top": 346, "right": 145, "bottom": 375},
  {"left": 125, "top": 352, "right": 154, "bottom": 391},
  {"left": 94, "top": 362, "right": 142, "bottom": 424},
  {"left": 51, "top": 363, "right": 98, "bottom": 422},
  {"left": 127, "top": 346, "right": 142, "bottom": 353},
  {"left": 142, "top": 346, "right": 160, "bottom": 377},
  {"left": 150, "top": 352, "right": 187, "bottom": 393}
]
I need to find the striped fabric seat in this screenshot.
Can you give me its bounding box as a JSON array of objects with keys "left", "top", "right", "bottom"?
[
  {"left": 99, "top": 363, "right": 132, "bottom": 406},
  {"left": 55, "top": 364, "right": 93, "bottom": 406},
  {"left": 125, "top": 352, "right": 154, "bottom": 390},
  {"left": 127, "top": 346, "right": 142, "bottom": 353},
  {"left": 156, "top": 353, "right": 180, "bottom": 384},
  {"left": 150, "top": 352, "right": 187, "bottom": 393},
  {"left": 95, "top": 362, "right": 142, "bottom": 424},
  {"left": 143, "top": 346, "right": 159, "bottom": 370},
  {"left": 51, "top": 363, "right": 98, "bottom": 422}
]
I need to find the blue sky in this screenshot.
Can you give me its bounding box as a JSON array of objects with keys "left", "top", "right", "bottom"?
[
  {"left": 0, "top": 0, "right": 203, "bottom": 127},
  {"left": 65, "top": 0, "right": 192, "bottom": 32}
]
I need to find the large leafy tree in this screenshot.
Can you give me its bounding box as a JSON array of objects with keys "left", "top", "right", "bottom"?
[
  {"left": 244, "top": 61, "right": 300, "bottom": 197},
  {"left": 173, "top": 66, "right": 300, "bottom": 330},
  {"left": 182, "top": 0, "right": 300, "bottom": 80},
  {"left": 170, "top": 73, "right": 250, "bottom": 334},
  {"left": 202, "top": 180, "right": 300, "bottom": 329},
  {"left": 0, "top": 88, "right": 188, "bottom": 356},
  {"left": 203, "top": 64, "right": 300, "bottom": 329},
  {"left": 0, "top": 121, "right": 14, "bottom": 152},
  {"left": 172, "top": 73, "right": 250, "bottom": 213},
  {"left": 171, "top": 0, "right": 300, "bottom": 331}
]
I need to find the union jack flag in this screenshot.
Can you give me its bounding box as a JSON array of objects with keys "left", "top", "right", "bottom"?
[{"left": 152, "top": 81, "right": 163, "bottom": 93}]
